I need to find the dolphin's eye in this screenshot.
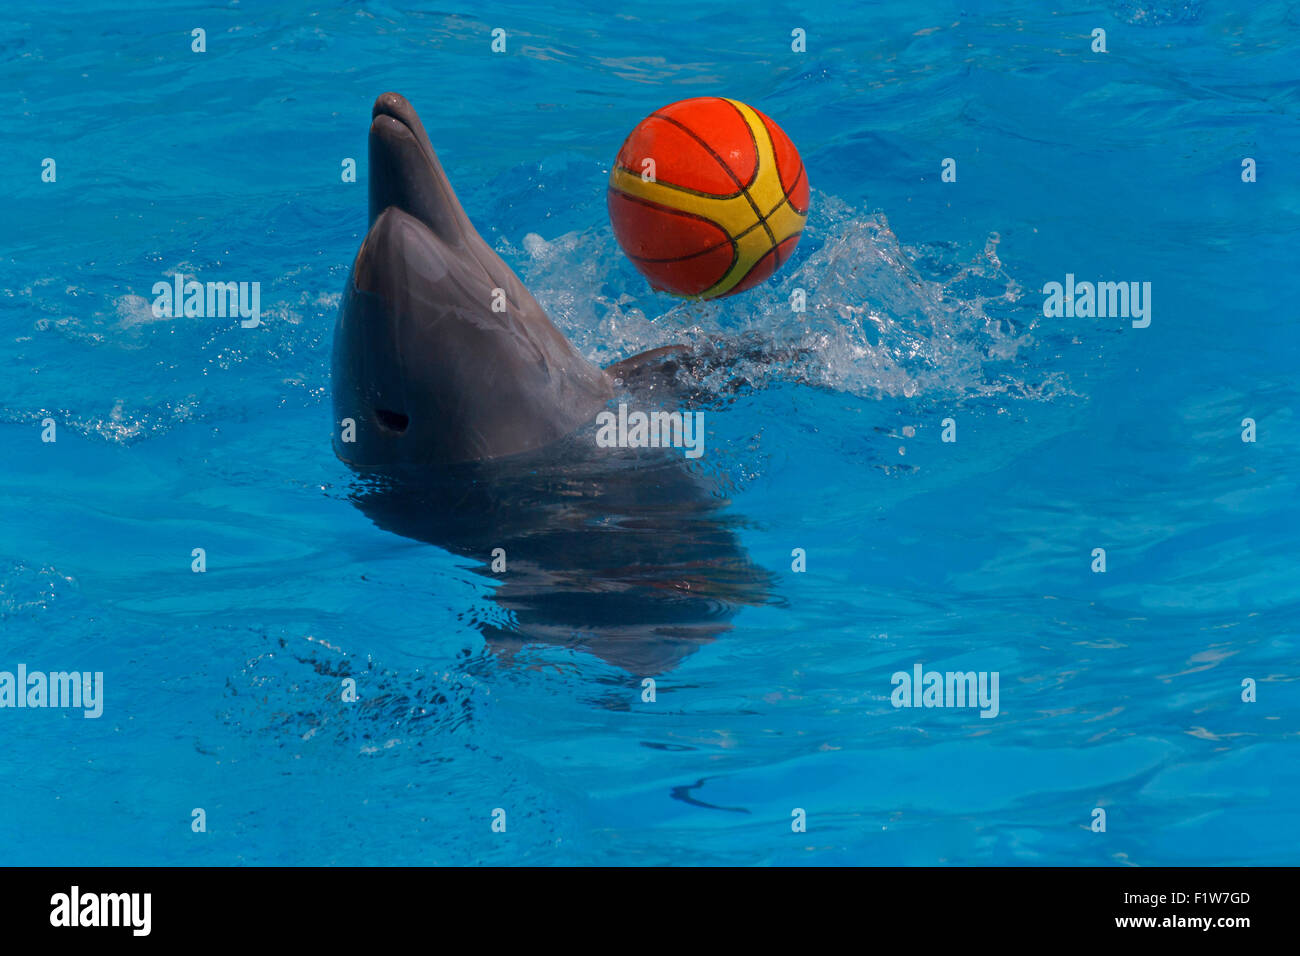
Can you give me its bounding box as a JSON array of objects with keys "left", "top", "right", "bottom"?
[{"left": 374, "top": 408, "right": 409, "bottom": 434}]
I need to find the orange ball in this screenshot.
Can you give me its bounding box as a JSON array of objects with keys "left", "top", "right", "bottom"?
[{"left": 607, "top": 97, "right": 810, "bottom": 299}]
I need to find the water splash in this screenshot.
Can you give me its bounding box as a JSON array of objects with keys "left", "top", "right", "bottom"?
[
  {"left": 0, "top": 562, "right": 80, "bottom": 621},
  {"left": 217, "top": 629, "right": 485, "bottom": 752},
  {"left": 508, "top": 191, "right": 1066, "bottom": 406},
  {"left": 1111, "top": 1, "right": 1202, "bottom": 27},
  {"left": 1, "top": 262, "right": 335, "bottom": 445}
]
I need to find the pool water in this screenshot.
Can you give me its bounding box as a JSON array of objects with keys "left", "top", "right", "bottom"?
[{"left": 1, "top": 0, "right": 1297, "bottom": 865}]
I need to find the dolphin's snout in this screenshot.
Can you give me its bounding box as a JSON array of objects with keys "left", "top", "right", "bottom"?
[
  {"left": 370, "top": 92, "right": 426, "bottom": 151},
  {"left": 370, "top": 112, "right": 415, "bottom": 143},
  {"left": 372, "top": 91, "right": 415, "bottom": 123},
  {"left": 366, "top": 91, "right": 474, "bottom": 244}
]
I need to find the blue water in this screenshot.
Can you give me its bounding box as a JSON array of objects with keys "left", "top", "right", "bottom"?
[{"left": 2, "top": 0, "right": 1297, "bottom": 866}]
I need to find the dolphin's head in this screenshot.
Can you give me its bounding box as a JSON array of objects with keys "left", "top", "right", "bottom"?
[{"left": 332, "top": 93, "right": 612, "bottom": 470}]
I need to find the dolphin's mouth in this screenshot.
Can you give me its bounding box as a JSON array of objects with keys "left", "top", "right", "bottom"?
[
  {"left": 375, "top": 408, "right": 409, "bottom": 434},
  {"left": 371, "top": 111, "right": 416, "bottom": 140},
  {"left": 370, "top": 94, "right": 422, "bottom": 148}
]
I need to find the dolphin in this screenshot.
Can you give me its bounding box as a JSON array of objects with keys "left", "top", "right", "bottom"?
[
  {"left": 332, "top": 93, "right": 771, "bottom": 673},
  {"left": 334, "top": 91, "right": 686, "bottom": 468}
]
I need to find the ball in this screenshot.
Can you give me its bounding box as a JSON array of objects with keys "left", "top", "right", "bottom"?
[{"left": 607, "top": 97, "right": 810, "bottom": 299}]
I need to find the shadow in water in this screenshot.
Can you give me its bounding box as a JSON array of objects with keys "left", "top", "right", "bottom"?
[{"left": 349, "top": 435, "right": 774, "bottom": 675}]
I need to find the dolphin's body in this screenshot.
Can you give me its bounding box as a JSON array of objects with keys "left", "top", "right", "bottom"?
[{"left": 333, "top": 93, "right": 770, "bottom": 672}]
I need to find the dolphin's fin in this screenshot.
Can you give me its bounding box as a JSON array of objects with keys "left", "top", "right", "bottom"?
[{"left": 604, "top": 345, "right": 691, "bottom": 390}]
